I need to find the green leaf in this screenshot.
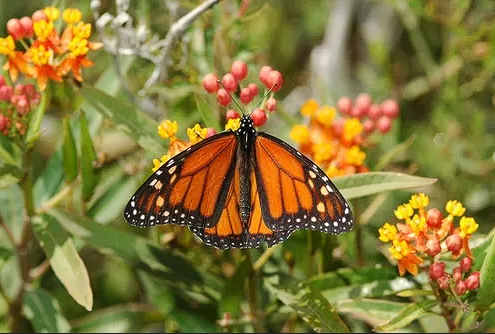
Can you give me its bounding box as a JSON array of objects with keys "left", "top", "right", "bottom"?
[
  {"left": 320, "top": 277, "right": 416, "bottom": 303},
  {"left": 195, "top": 95, "right": 221, "bottom": 131},
  {"left": 0, "top": 164, "right": 22, "bottom": 189},
  {"left": 0, "top": 137, "right": 17, "bottom": 165},
  {"left": 170, "top": 309, "right": 217, "bottom": 333},
  {"left": 0, "top": 255, "right": 21, "bottom": 300},
  {"left": 266, "top": 279, "right": 350, "bottom": 333},
  {"left": 138, "top": 271, "right": 175, "bottom": 315},
  {"left": 79, "top": 84, "right": 167, "bottom": 157},
  {"left": 373, "top": 300, "right": 438, "bottom": 331},
  {"left": 334, "top": 172, "right": 438, "bottom": 200},
  {"left": 336, "top": 298, "right": 406, "bottom": 325},
  {"left": 396, "top": 289, "right": 435, "bottom": 297},
  {"left": 79, "top": 112, "right": 100, "bottom": 201},
  {"left": 62, "top": 116, "right": 78, "bottom": 182},
  {"left": 23, "top": 288, "right": 71, "bottom": 333},
  {"left": 477, "top": 234, "right": 495, "bottom": 310},
  {"left": 220, "top": 258, "right": 249, "bottom": 318},
  {"left": 375, "top": 135, "right": 416, "bottom": 171},
  {"left": 32, "top": 215, "right": 93, "bottom": 311},
  {"left": 0, "top": 185, "right": 24, "bottom": 241},
  {"left": 25, "top": 91, "right": 48, "bottom": 148},
  {"left": 33, "top": 151, "right": 64, "bottom": 206},
  {"left": 71, "top": 304, "right": 163, "bottom": 333},
  {"left": 87, "top": 174, "right": 141, "bottom": 224},
  {"left": 135, "top": 241, "right": 203, "bottom": 285}
]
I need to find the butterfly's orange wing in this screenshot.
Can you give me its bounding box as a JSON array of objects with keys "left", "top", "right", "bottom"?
[
  {"left": 124, "top": 132, "right": 237, "bottom": 229},
  {"left": 191, "top": 168, "right": 294, "bottom": 249},
  {"left": 254, "top": 133, "right": 354, "bottom": 239}
]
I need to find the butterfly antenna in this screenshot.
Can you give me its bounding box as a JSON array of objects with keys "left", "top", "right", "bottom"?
[
  {"left": 217, "top": 80, "right": 245, "bottom": 115},
  {"left": 250, "top": 84, "right": 278, "bottom": 116}
]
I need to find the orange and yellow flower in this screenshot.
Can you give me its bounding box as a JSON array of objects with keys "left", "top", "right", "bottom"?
[{"left": 0, "top": 6, "right": 100, "bottom": 90}]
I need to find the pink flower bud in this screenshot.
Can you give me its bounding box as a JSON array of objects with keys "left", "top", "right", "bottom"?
[
  {"left": 363, "top": 119, "right": 375, "bottom": 134},
  {"left": 367, "top": 104, "right": 382, "bottom": 120},
  {"left": 259, "top": 66, "right": 272, "bottom": 86},
  {"left": 452, "top": 267, "right": 462, "bottom": 283},
  {"left": 429, "top": 262, "right": 446, "bottom": 280},
  {"left": 355, "top": 93, "right": 372, "bottom": 111},
  {"left": 337, "top": 97, "right": 352, "bottom": 115},
  {"left": 0, "top": 76, "right": 5, "bottom": 87},
  {"left": 251, "top": 108, "right": 267, "bottom": 126},
  {"left": 226, "top": 109, "right": 240, "bottom": 120},
  {"left": 19, "top": 17, "right": 34, "bottom": 37},
  {"left": 426, "top": 208, "right": 443, "bottom": 229},
  {"left": 0, "top": 86, "right": 13, "bottom": 101},
  {"left": 240, "top": 88, "right": 252, "bottom": 104},
  {"left": 381, "top": 99, "right": 399, "bottom": 119},
  {"left": 446, "top": 234, "right": 462, "bottom": 253},
  {"left": 202, "top": 73, "right": 219, "bottom": 94},
  {"left": 247, "top": 83, "right": 259, "bottom": 97},
  {"left": 465, "top": 272, "right": 480, "bottom": 290},
  {"left": 454, "top": 280, "right": 467, "bottom": 295},
  {"left": 7, "top": 18, "right": 23, "bottom": 40},
  {"left": 437, "top": 275, "right": 450, "bottom": 290},
  {"left": 32, "top": 10, "right": 48, "bottom": 22},
  {"left": 460, "top": 257, "right": 472, "bottom": 272},
  {"left": 216, "top": 88, "right": 231, "bottom": 106},
  {"left": 376, "top": 116, "right": 392, "bottom": 134},
  {"left": 231, "top": 60, "right": 248, "bottom": 81},
  {"left": 206, "top": 127, "right": 217, "bottom": 138},
  {"left": 221, "top": 73, "right": 238, "bottom": 93},
  {"left": 266, "top": 70, "right": 283, "bottom": 91},
  {"left": 265, "top": 97, "right": 277, "bottom": 112},
  {"left": 426, "top": 239, "right": 441, "bottom": 257}
]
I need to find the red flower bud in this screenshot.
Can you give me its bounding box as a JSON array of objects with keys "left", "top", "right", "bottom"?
[
  {"left": 350, "top": 106, "right": 366, "bottom": 119},
  {"left": 216, "top": 88, "right": 231, "bottom": 106},
  {"left": 0, "top": 76, "right": 5, "bottom": 87},
  {"left": 454, "top": 280, "right": 467, "bottom": 295},
  {"left": 0, "top": 86, "right": 13, "bottom": 101},
  {"left": 251, "top": 108, "right": 267, "bottom": 126},
  {"left": 381, "top": 99, "right": 399, "bottom": 119},
  {"left": 376, "top": 116, "right": 392, "bottom": 134},
  {"left": 247, "top": 83, "right": 259, "bottom": 97},
  {"left": 363, "top": 119, "right": 375, "bottom": 134},
  {"left": 221, "top": 73, "right": 238, "bottom": 93},
  {"left": 206, "top": 127, "right": 217, "bottom": 138},
  {"left": 240, "top": 88, "right": 252, "bottom": 104},
  {"left": 265, "top": 97, "right": 277, "bottom": 112},
  {"left": 19, "top": 17, "right": 34, "bottom": 37},
  {"left": 429, "top": 262, "right": 446, "bottom": 280},
  {"left": 337, "top": 97, "right": 352, "bottom": 115},
  {"left": 266, "top": 70, "right": 283, "bottom": 91},
  {"left": 426, "top": 239, "right": 441, "bottom": 257},
  {"left": 465, "top": 272, "right": 480, "bottom": 290},
  {"left": 437, "top": 275, "right": 450, "bottom": 290},
  {"left": 446, "top": 234, "right": 462, "bottom": 253},
  {"left": 7, "top": 18, "right": 23, "bottom": 40},
  {"left": 226, "top": 109, "right": 240, "bottom": 120},
  {"left": 202, "top": 73, "right": 219, "bottom": 94},
  {"left": 355, "top": 93, "right": 372, "bottom": 111},
  {"left": 367, "top": 104, "right": 382, "bottom": 120},
  {"left": 32, "top": 10, "right": 48, "bottom": 22},
  {"left": 0, "top": 114, "right": 9, "bottom": 131},
  {"left": 452, "top": 267, "right": 462, "bottom": 283},
  {"left": 231, "top": 60, "right": 248, "bottom": 81},
  {"left": 426, "top": 208, "right": 443, "bottom": 229},
  {"left": 15, "top": 95, "right": 29, "bottom": 115},
  {"left": 460, "top": 257, "right": 473, "bottom": 273},
  {"left": 259, "top": 66, "right": 272, "bottom": 86}
]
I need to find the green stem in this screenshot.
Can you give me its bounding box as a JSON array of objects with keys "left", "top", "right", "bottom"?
[
  {"left": 307, "top": 231, "right": 315, "bottom": 276},
  {"left": 244, "top": 250, "right": 265, "bottom": 333},
  {"left": 8, "top": 148, "right": 35, "bottom": 333},
  {"left": 352, "top": 200, "right": 364, "bottom": 267}
]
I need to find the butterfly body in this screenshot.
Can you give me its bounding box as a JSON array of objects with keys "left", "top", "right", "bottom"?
[{"left": 125, "top": 115, "right": 354, "bottom": 249}]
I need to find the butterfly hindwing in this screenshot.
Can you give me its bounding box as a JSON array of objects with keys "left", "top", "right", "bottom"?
[
  {"left": 254, "top": 133, "right": 354, "bottom": 236},
  {"left": 124, "top": 131, "right": 238, "bottom": 229}
]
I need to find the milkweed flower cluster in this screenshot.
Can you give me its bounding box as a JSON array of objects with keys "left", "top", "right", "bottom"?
[
  {"left": 378, "top": 193, "right": 480, "bottom": 296},
  {"left": 153, "top": 120, "right": 214, "bottom": 172},
  {"left": 0, "top": 6, "right": 102, "bottom": 90},
  {"left": 0, "top": 75, "right": 41, "bottom": 137},
  {"left": 202, "top": 61, "right": 283, "bottom": 127},
  {"left": 290, "top": 94, "right": 399, "bottom": 177}
]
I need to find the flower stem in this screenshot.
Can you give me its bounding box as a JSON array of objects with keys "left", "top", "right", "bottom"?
[
  {"left": 244, "top": 250, "right": 265, "bottom": 333},
  {"left": 430, "top": 280, "right": 456, "bottom": 332},
  {"left": 8, "top": 148, "right": 35, "bottom": 332}
]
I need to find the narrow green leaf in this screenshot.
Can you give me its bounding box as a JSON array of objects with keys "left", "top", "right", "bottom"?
[
  {"left": 62, "top": 117, "right": 78, "bottom": 182},
  {"left": 375, "top": 134, "right": 416, "bottom": 171},
  {"left": 266, "top": 280, "right": 350, "bottom": 333},
  {"left": 32, "top": 215, "right": 93, "bottom": 311},
  {"left": 336, "top": 298, "right": 406, "bottom": 326},
  {"left": 135, "top": 240, "right": 203, "bottom": 285},
  {"left": 0, "top": 164, "right": 22, "bottom": 189},
  {"left": 396, "top": 289, "right": 435, "bottom": 297},
  {"left": 0, "top": 137, "right": 17, "bottom": 165},
  {"left": 373, "top": 300, "right": 438, "bottom": 331},
  {"left": 79, "top": 112, "right": 100, "bottom": 201},
  {"left": 220, "top": 258, "right": 250, "bottom": 317},
  {"left": 477, "top": 234, "right": 495, "bottom": 309},
  {"left": 195, "top": 95, "right": 221, "bottom": 131},
  {"left": 23, "top": 288, "right": 71, "bottom": 333},
  {"left": 334, "top": 172, "right": 437, "bottom": 200},
  {"left": 25, "top": 91, "right": 48, "bottom": 148},
  {"left": 170, "top": 310, "right": 217, "bottom": 333},
  {"left": 33, "top": 151, "right": 64, "bottom": 206},
  {"left": 79, "top": 84, "right": 167, "bottom": 157},
  {"left": 71, "top": 303, "right": 163, "bottom": 333},
  {"left": 0, "top": 255, "right": 21, "bottom": 300},
  {"left": 87, "top": 174, "right": 141, "bottom": 224}
]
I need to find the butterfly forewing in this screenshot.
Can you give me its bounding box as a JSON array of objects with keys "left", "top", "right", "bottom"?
[
  {"left": 124, "top": 131, "right": 237, "bottom": 229},
  {"left": 254, "top": 133, "right": 354, "bottom": 236}
]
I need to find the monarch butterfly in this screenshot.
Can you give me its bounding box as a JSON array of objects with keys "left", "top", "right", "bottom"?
[{"left": 124, "top": 115, "right": 354, "bottom": 249}]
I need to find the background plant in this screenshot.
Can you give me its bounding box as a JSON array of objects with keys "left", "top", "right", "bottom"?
[{"left": 0, "top": 0, "right": 494, "bottom": 333}]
